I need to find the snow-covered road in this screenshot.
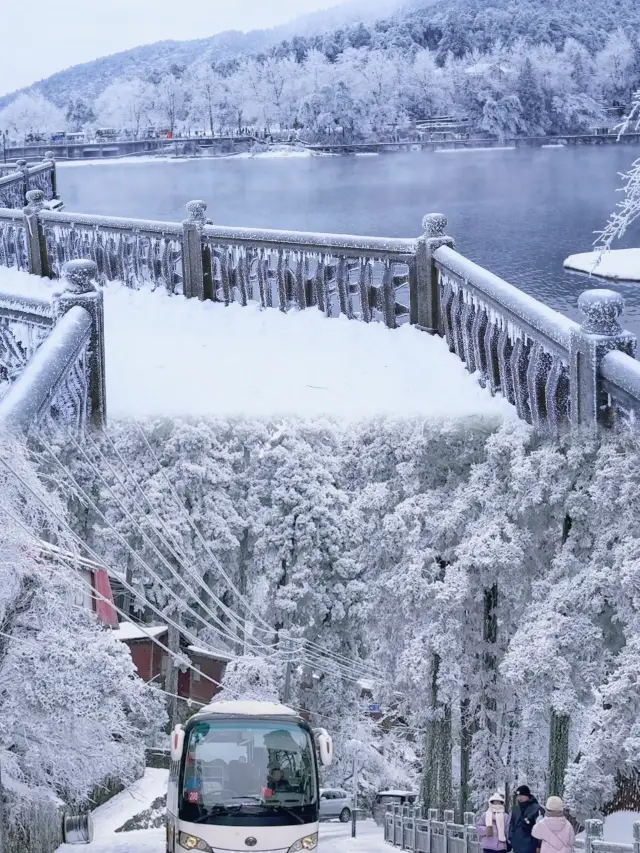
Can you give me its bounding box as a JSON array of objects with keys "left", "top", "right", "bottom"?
[{"left": 54, "top": 769, "right": 387, "bottom": 853}]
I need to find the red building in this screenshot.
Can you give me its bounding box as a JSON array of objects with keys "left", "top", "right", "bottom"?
[{"left": 110, "top": 622, "right": 232, "bottom": 704}]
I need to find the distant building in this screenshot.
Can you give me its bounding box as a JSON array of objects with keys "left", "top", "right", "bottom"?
[{"left": 110, "top": 621, "right": 233, "bottom": 704}]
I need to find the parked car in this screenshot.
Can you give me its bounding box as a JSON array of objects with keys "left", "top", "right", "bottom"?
[
  {"left": 372, "top": 790, "right": 418, "bottom": 826},
  {"left": 319, "top": 788, "right": 352, "bottom": 822}
]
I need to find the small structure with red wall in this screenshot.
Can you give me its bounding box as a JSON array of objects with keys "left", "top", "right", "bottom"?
[{"left": 110, "top": 622, "right": 231, "bottom": 704}]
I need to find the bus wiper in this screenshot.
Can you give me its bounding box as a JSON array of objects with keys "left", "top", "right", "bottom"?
[
  {"left": 264, "top": 803, "right": 305, "bottom": 824},
  {"left": 191, "top": 804, "right": 242, "bottom": 822}
]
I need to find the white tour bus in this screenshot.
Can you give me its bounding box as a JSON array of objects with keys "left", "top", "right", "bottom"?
[{"left": 167, "top": 700, "right": 333, "bottom": 853}]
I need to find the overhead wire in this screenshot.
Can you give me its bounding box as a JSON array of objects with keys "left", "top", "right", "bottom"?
[
  {"left": 132, "top": 422, "right": 386, "bottom": 679},
  {"left": 83, "top": 426, "right": 275, "bottom": 655},
  {"left": 33, "top": 429, "right": 275, "bottom": 658}
]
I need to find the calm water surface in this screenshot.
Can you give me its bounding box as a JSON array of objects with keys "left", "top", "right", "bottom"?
[{"left": 58, "top": 147, "right": 640, "bottom": 332}]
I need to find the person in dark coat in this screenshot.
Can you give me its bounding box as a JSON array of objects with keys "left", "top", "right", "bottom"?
[{"left": 508, "top": 786, "right": 544, "bottom": 853}]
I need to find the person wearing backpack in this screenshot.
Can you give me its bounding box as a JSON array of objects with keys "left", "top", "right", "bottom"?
[
  {"left": 509, "top": 786, "right": 544, "bottom": 853},
  {"left": 532, "top": 797, "right": 575, "bottom": 853}
]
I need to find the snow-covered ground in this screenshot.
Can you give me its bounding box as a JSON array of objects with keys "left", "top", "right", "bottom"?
[
  {"left": 54, "top": 768, "right": 387, "bottom": 853},
  {"left": 601, "top": 811, "right": 640, "bottom": 842},
  {"left": 564, "top": 248, "right": 640, "bottom": 281},
  {"left": 56, "top": 768, "right": 168, "bottom": 853},
  {"left": 0, "top": 267, "right": 515, "bottom": 422}
]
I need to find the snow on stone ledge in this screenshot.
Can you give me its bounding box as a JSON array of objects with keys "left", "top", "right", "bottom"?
[
  {"left": 564, "top": 248, "right": 640, "bottom": 281},
  {"left": 0, "top": 267, "right": 515, "bottom": 423}
]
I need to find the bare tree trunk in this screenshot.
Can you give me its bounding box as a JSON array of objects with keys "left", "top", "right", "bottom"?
[
  {"left": 547, "top": 711, "right": 570, "bottom": 798},
  {"left": 460, "top": 694, "right": 475, "bottom": 816}
]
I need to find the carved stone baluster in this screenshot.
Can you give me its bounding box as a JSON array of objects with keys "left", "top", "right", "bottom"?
[
  {"left": 460, "top": 293, "right": 477, "bottom": 372},
  {"left": 526, "top": 342, "right": 553, "bottom": 430},
  {"left": 323, "top": 259, "right": 332, "bottom": 317},
  {"left": 359, "top": 259, "right": 371, "bottom": 322},
  {"left": 336, "top": 256, "right": 350, "bottom": 318},
  {"left": 450, "top": 286, "right": 465, "bottom": 359},
  {"left": 510, "top": 335, "right": 532, "bottom": 422},
  {"left": 483, "top": 318, "right": 500, "bottom": 394},
  {"left": 220, "top": 247, "right": 231, "bottom": 305},
  {"left": 497, "top": 323, "right": 515, "bottom": 404},
  {"left": 471, "top": 304, "right": 489, "bottom": 386},
  {"left": 237, "top": 247, "right": 248, "bottom": 306},
  {"left": 256, "top": 248, "right": 266, "bottom": 307},
  {"left": 381, "top": 260, "right": 395, "bottom": 328},
  {"left": 276, "top": 249, "right": 287, "bottom": 312},
  {"left": 314, "top": 254, "right": 326, "bottom": 313},
  {"left": 441, "top": 274, "right": 455, "bottom": 351},
  {"left": 304, "top": 255, "right": 314, "bottom": 307},
  {"left": 295, "top": 251, "right": 306, "bottom": 310},
  {"left": 161, "top": 237, "right": 174, "bottom": 295},
  {"left": 545, "top": 356, "right": 570, "bottom": 431}
]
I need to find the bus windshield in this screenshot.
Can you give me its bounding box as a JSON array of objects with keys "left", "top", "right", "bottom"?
[{"left": 179, "top": 718, "right": 318, "bottom": 827}]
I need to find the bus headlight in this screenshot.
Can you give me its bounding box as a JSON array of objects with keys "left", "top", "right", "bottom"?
[
  {"left": 287, "top": 833, "right": 318, "bottom": 852},
  {"left": 179, "top": 832, "right": 213, "bottom": 851}
]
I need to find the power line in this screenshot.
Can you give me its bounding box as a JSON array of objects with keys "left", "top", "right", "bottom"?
[
  {"left": 82, "top": 428, "right": 276, "bottom": 657},
  {"left": 34, "top": 430, "right": 270, "bottom": 658},
  {"left": 132, "top": 422, "right": 386, "bottom": 680}
]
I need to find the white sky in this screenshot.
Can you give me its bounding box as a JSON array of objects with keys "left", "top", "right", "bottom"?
[{"left": 0, "top": 0, "right": 344, "bottom": 97}]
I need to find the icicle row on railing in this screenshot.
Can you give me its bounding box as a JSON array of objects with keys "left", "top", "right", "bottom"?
[
  {"left": 0, "top": 156, "right": 56, "bottom": 209},
  {"left": 40, "top": 213, "right": 184, "bottom": 294}
]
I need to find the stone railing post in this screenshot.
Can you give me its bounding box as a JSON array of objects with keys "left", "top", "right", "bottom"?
[
  {"left": 54, "top": 259, "right": 106, "bottom": 428},
  {"left": 413, "top": 213, "right": 454, "bottom": 332},
  {"left": 182, "top": 199, "right": 207, "bottom": 300},
  {"left": 570, "top": 289, "right": 637, "bottom": 431},
  {"left": 633, "top": 821, "right": 640, "bottom": 853},
  {"left": 44, "top": 150, "right": 58, "bottom": 199},
  {"left": 584, "top": 819, "right": 603, "bottom": 853},
  {"left": 463, "top": 812, "right": 475, "bottom": 853},
  {"left": 23, "top": 189, "right": 50, "bottom": 278},
  {"left": 15, "top": 158, "right": 29, "bottom": 205}
]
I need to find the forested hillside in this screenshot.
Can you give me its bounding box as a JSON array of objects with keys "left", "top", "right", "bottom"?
[
  {"left": 2, "top": 0, "right": 640, "bottom": 141},
  {"left": 54, "top": 417, "right": 640, "bottom": 818}
]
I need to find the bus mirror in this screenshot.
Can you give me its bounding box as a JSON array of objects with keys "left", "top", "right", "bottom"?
[
  {"left": 170, "top": 725, "right": 185, "bottom": 762},
  {"left": 313, "top": 728, "right": 333, "bottom": 766}
]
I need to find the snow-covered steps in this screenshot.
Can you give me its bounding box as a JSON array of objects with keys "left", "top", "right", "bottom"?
[{"left": 0, "top": 267, "right": 515, "bottom": 422}]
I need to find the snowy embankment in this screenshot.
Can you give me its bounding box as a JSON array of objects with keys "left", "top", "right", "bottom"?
[
  {"left": 564, "top": 248, "right": 640, "bottom": 281},
  {"left": 56, "top": 768, "right": 168, "bottom": 853},
  {"left": 0, "top": 267, "right": 514, "bottom": 423}
]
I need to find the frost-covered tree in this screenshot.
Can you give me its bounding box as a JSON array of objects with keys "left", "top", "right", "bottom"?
[
  {"left": 0, "top": 439, "right": 166, "bottom": 837},
  {"left": 597, "top": 90, "right": 640, "bottom": 251},
  {"left": 216, "top": 655, "right": 280, "bottom": 702},
  {"left": 0, "top": 93, "right": 65, "bottom": 138},
  {"left": 94, "top": 79, "right": 155, "bottom": 137}
]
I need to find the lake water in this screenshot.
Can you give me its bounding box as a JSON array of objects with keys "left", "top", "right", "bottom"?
[{"left": 58, "top": 146, "right": 640, "bottom": 333}]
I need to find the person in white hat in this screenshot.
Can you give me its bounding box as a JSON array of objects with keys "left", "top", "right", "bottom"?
[
  {"left": 531, "top": 796, "right": 575, "bottom": 853},
  {"left": 476, "top": 792, "right": 511, "bottom": 853}
]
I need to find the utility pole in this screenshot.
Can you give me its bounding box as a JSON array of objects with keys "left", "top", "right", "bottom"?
[
  {"left": 351, "top": 752, "right": 359, "bottom": 838},
  {"left": 282, "top": 659, "right": 292, "bottom": 705}
]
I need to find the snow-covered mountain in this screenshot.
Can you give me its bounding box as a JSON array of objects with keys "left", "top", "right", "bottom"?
[{"left": 0, "top": 0, "right": 404, "bottom": 111}]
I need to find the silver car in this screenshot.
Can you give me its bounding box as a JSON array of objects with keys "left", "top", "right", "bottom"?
[{"left": 319, "top": 788, "right": 353, "bottom": 822}]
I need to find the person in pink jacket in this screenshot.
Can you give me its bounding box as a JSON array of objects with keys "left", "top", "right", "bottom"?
[{"left": 532, "top": 797, "right": 575, "bottom": 853}]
